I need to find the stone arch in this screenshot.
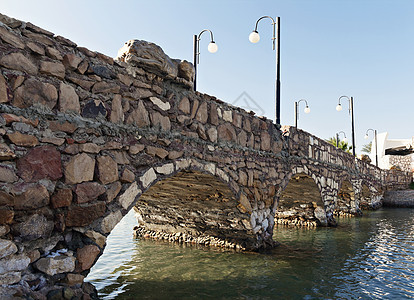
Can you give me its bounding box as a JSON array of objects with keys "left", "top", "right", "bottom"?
[
  {"left": 334, "top": 177, "right": 357, "bottom": 216},
  {"left": 274, "top": 166, "right": 327, "bottom": 227}
]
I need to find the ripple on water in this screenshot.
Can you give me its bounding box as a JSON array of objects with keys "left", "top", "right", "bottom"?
[{"left": 86, "top": 208, "right": 414, "bottom": 299}]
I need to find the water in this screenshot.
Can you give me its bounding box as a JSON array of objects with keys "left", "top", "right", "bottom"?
[{"left": 86, "top": 208, "right": 414, "bottom": 299}]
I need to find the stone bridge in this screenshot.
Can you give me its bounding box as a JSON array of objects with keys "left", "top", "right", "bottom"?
[{"left": 0, "top": 13, "right": 411, "bottom": 299}]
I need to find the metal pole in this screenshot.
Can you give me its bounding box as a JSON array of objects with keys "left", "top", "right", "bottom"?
[
  {"left": 193, "top": 34, "right": 197, "bottom": 91},
  {"left": 275, "top": 16, "right": 281, "bottom": 125},
  {"left": 336, "top": 133, "right": 339, "bottom": 148},
  {"left": 294, "top": 101, "right": 298, "bottom": 127},
  {"left": 375, "top": 129, "right": 378, "bottom": 167},
  {"left": 350, "top": 96, "right": 356, "bottom": 156}
]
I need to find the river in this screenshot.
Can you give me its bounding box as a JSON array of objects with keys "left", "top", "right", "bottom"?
[{"left": 86, "top": 208, "right": 414, "bottom": 299}]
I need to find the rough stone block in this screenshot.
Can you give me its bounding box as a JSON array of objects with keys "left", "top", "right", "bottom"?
[
  {"left": 40, "top": 60, "right": 65, "bottom": 79},
  {"left": 97, "top": 155, "right": 118, "bottom": 185},
  {"left": 35, "top": 255, "right": 75, "bottom": 276},
  {"left": 59, "top": 82, "right": 80, "bottom": 113},
  {"left": 0, "top": 52, "right": 37, "bottom": 75},
  {"left": 65, "top": 153, "right": 95, "bottom": 184}
]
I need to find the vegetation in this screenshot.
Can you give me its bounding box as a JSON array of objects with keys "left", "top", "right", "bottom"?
[
  {"left": 361, "top": 142, "right": 372, "bottom": 154},
  {"left": 409, "top": 182, "right": 414, "bottom": 190},
  {"left": 326, "top": 137, "right": 352, "bottom": 154}
]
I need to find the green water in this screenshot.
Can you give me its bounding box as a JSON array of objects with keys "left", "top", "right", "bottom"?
[{"left": 86, "top": 208, "right": 414, "bottom": 299}]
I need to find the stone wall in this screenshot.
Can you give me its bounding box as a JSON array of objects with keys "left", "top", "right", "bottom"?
[{"left": 0, "top": 12, "right": 411, "bottom": 299}]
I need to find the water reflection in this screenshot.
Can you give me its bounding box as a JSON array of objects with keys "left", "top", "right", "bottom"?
[{"left": 86, "top": 209, "right": 414, "bottom": 299}]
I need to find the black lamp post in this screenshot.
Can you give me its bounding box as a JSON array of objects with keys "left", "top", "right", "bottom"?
[
  {"left": 294, "top": 99, "right": 310, "bottom": 128},
  {"left": 193, "top": 29, "right": 218, "bottom": 91},
  {"left": 336, "top": 131, "right": 347, "bottom": 148},
  {"left": 365, "top": 128, "right": 378, "bottom": 167},
  {"left": 249, "top": 16, "right": 281, "bottom": 125},
  {"left": 336, "top": 96, "right": 356, "bottom": 156}
]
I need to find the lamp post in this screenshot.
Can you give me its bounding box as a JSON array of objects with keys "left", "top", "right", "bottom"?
[
  {"left": 294, "top": 99, "right": 310, "bottom": 128},
  {"left": 365, "top": 128, "right": 378, "bottom": 167},
  {"left": 336, "top": 96, "right": 356, "bottom": 156},
  {"left": 249, "top": 16, "right": 281, "bottom": 125},
  {"left": 193, "top": 29, "right": 218, "bottom": 91},
  {"left": 336, "top": 131, "right": 347, "bottom": 148}
]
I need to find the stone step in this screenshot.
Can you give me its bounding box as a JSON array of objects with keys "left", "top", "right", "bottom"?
[{"left": 383, "top": 190, "right": 414, "bottom": 208}]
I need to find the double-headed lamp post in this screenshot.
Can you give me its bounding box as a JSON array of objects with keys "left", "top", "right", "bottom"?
[
  {"left": 294, "top": 99, "right": 310, "bottom": 128},
  {"left": 193, "top": 29, "right": 218, "bottom": 91},
  {"left": 249, "top": 16, "right": 281, "bottom": 125},
  {"left": 336, "top": 96, "right": 356, "bottom": 156},
  {"left": 365, "top": 128, "right": 378, "bottom": 167},
  {"left": 336, "top": 131, "right": 347, "bottom": 148}
]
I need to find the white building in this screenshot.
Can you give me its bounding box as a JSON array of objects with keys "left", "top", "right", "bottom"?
[{"left": 368, "top": 132, "right": 414, "bottom": 171}]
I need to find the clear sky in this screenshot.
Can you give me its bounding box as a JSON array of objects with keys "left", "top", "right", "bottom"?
[{"left": 1, "top": 0, "right": 413, "bottom": 154}]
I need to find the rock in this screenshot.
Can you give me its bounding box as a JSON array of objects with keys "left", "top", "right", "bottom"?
[
  {"left": 79, "top": 143, "right": 101, "bottom": 153},
  {"left": 9, "top": 75, "right": 25, "bottom": 90},
  {"left": 0, "top": 52, "right": 38, "bottom": 75},
  {"left": 149, "top": 96, "right": 170, "bottom": 111},
  {"left": 92, "top": 81, "right": 120, "bottom": 94},
  {"left": 49, "top": 120, "right": 77, "bottom": 133},
  {"left": 7, "top": 131, "right": 39, "bottom": 147},
  {"left": 27, "top": 41, "right": 45, "bottom": 55},
  {"left": 314, "top": 207, "right": 328, "bottom": 226},
  {"left": 66, "top": 75, "right": 94, "bottom": 91},
  {"left": 0, "top": 13, "right": 22, "bottom": 28},
  {"left": 0, "top": 239, "right": 17, "bottom": 259},
  {"left": 81, "top": 99, "right": 107, "bottom": 119},
  {"left": 85, "top": 230, "right": 106, "bottom": 248},
  {"left": 100, "top": 211, "right": 122, "bottom": 234},
  {"left": 66, "top": 202, "right": 106, "bottom": 227},
  {"left": 120, "top": 168, "right": 135, "bottom": 183},
  {"left": 89, "top": 64, "right": 114, "bottom": 79},
  {"left": 51, "top": 188, "right": 72, "bottom": 208},
  {"left": 14, "top": 184, "right": 50, "bottom": 210},
  {"left": 2, "top": 113, "right": 39, "bottom": 127},
  {"left": 178, "top": 97, "right": 190, "bottom": 114},
  {"left": 0, "top": 226, "right": 10, "bottom": 237},
  {"left": 155, "top": 163, "right": 174, "bottom": 175},
  {"left": 75, "top": 182, "right": 105, "bottom": 204},
  {"left": 140, "top": 168, "right": 156, "bottom": 189},
  {"left": 0, "top": 74, "right": 8, "bottom": 103},
  {"left": 39, "top": 60, "right": 65, "bottom": 79},
  {"left": 13, "top": 77, "right": 58, "bottom": 109},
  {"left": 65, "top": 273, "right": 85, "bottom": 286},
  {"left": 35, "top": 255, "right": 76, "bottom": 276},
  {"left": 64, "top": 153, "right": 95, "bottom": 184},
  {"left": 116, "top": 39, "right": 178, "bottom": 78},
  {"left": 207, "top": 127, "right": 217, "bottom": 143},
  {"left": 0, "top": 26, "right": 25, "bottom": 49},
  {"left": 261, "top": 132, "right": 271, "bottom": 151},
  {"left": 0, "top": 164, "right": 18, "bottom": 182},
  {"left": 0, "top": 271, "right": 21, "bottom": 285},
  {"left": 17, "top": 145, "right": 62, "bottom": 182},
  {"left": 12, "top": 214, "right": 53, "bottom": 241},
  {"left": 223, "top": 110, "right": 232, "bottom": 122},
  {"left": 97, "top": 155, "right": 118, "bottom": 184},
  {"left": 0, "top": 145, "right": 13, "bottom": 165},
  {"left": 110, "top": 94, "right": 124, "bottom": 123},
  {"left": 146, "top": 146, "right": 168, "bottom": 159},
  {"left": 217, "top": 123, "right": 237, "bottom": 142},
  {"left": 129, "top": 144, "right": 145, "bottom": 155},
  {"left": 105, "top": 181, "right": 122, "bottom": 203},
  {"left": 178, "top": 60, "right": 194, "bottom": 82},
  {"left": 196, "top": 102, "right": 208, "bottom": 124},
  {"left": 126, "top": 100, "right": 150, "bottom": 127},
  {"left": 41, "top": 136, "right": 66, "bottom": 146},
  {"left": 168, "top": 151, "right": 183, "bottom": 160},
  {"left": 239, "top": 193, "right": 253, "bottom": 213},
  {"left": 59, "top": 82, "right": 80, "bottom": 113},
  {"left": 0, "top": 209, "right": 13, "bottom": 225},
  {"left": 63, "top": 54, "right": 82, "bottom": 70},
  {"left": 150, "top": 112, "right": 171, "bottom": 131},
  {"left": 0, "top": 253, "right": 30, "bottom": 274},
  {"left": 76, "top": 245, "right": 100, "bottom": 272},
  {"left": 119, "top": 182, "right": 140, "bottom": 209},
  {"left": 46, "top": 46, "right": 63, "bottom": 60}
]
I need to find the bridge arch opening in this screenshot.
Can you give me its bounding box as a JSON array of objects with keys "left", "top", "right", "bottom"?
[
  {"left": 335, "top": 180, "right": 355, "bottom": 216},
  {"left": 275, "top": 172, "right": 326, "bottom": 227},
  {"left": 134, "top": 169, "right": 252, "bottom": 250}
]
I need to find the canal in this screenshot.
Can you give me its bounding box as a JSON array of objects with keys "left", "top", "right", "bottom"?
[{"left": 86, "top": 208, "right": 414, "bottom": 299}]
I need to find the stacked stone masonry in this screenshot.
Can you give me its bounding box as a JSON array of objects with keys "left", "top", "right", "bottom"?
[{"left": 0, "top": 13, "right": 411, "bottom": 299}]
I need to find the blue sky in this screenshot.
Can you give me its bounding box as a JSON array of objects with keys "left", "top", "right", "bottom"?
[{"left": 1, "top": 0, "right": 412, "bottom": 153}]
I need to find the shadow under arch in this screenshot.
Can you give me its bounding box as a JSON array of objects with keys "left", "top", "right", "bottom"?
[
  {"left": 133, "top": 166, "right": 252, "bottom": 251},
  {"left": 275, "top": 172, "right": 327, "bottom": 227},
  {"left": 335, "top": 179, "right": 356, "bottom": 216}
]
